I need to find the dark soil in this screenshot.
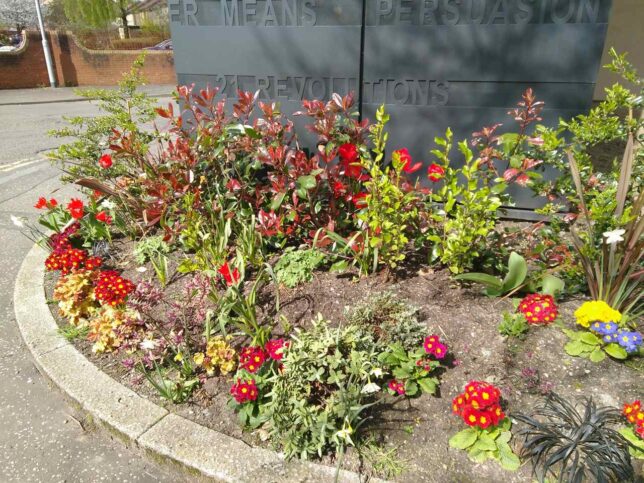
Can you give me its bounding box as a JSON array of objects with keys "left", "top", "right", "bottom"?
[{"left": 45, "top": 240, "right": 644, "bottom": 482}]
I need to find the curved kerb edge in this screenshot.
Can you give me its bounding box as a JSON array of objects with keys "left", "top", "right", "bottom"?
[{"left": 14, "top": 244, "right": 382, "bottom": 483}]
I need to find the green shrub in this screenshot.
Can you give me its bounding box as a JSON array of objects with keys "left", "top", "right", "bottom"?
[
  {"left": 264, "top": 315, "right": 380, "bottom": 459},
  {"left": 133, "top": 235, "right": 170, "bottom": 265},
  {"left": 274, "top": 248, "right": 325, "bottom": 288},
  {"left": 346, "top": 291, "right": 426, "bottom": 351}
]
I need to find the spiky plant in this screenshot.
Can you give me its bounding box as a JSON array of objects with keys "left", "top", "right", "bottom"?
[{"left": 513, "top": 393, "right": 633, "bottom": 483}]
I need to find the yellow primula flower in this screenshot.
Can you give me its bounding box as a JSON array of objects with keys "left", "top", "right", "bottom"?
[{"left": 574, "top": 300, "right": 622, "bottom": 328}]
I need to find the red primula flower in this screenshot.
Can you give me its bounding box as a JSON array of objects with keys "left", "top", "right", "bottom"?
[
  {"left": 84, "top": 256, "right": 103, "bottom": 271},
  {"left": 424, "top": 334, "right": 448, "bottom": 359},
  {"left": 45, "top": 247, "right": 88, "bottom": 274},
  {"left": 395, "top": 148, "right": 421, "bottom": 174},
  {"left": 67, "top": 198, "right": 84, "bottom": 220},
  {"left": 388, "top": 380, "right": 406, "bottom": 396},
  {"left": 218, "top": 262, "right": 240, "bottom": 286},
  {"left": 239, "top": 346, "right": 266, "bottom": 373},
  {"left": 230, "top": 378, "right": 259, "bottom": 404},
  {"left": 49, "top": 198, "right": 58, "bottom": 207},
  {"left": 94, "top": 270, "right": 135, "bottom": 306},
  {"left": 265, "top": 339, "right": 288, "bottom": 361},
  {"left": 98, "top": 154, "right": 113, "bottom": 169},
  {"left": 453, "top": 381, "right": 505, "bottom": 430},
  {"left": 34, "top": 197, "right": 47, "bottom": 209},
  {"left": 518, "top": 293, "right": 558, "bottom": 325},
  {"left": 427, "top": 163, "right": 445, "bottom": 182},
  {"left": 338, "top": 143, "right": 359, "bottom": 164},
  {"left": 95, "top": 211, "right": 113, "bottom": 224}
]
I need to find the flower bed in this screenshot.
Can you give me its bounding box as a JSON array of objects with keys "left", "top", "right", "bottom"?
[{"left": 19, "top": 54, "right": 643, "bottom": 480}]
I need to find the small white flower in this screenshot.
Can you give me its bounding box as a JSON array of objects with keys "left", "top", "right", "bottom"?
[
  {"left": 335, "top": 423, "right": 353, "bottom": 441},
  {"left": 361, "top": 382, "right": 381, "bottom": 394},
  {"left": 100, "top": 199, "right": 115, "bottom": 210},
  {"left": 603, "top": 229, "right": 625, "bottom": 245},
  {"left": 136, "top": 266, "right": 147, "bottom": 273},
  {"left": 10, "top": 215, "right": 25, "bottom": 228},
  {"left": 140, "top": 339, "right": 157, "bottom": 351},
  {"left": 370, "top": 367, "right": 383, "bottom": 378}
]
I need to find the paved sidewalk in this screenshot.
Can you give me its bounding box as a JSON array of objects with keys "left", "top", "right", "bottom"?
[
  {"left": 0, "top": 85, "right": 175, "bottom": 106},
  {"left": 0, "top": 95, "right": 188, "bottom": 482}
]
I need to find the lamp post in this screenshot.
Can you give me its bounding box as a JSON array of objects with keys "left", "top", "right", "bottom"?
[{"left": 33, "top": 0, "right": 56, "bottom": 87}]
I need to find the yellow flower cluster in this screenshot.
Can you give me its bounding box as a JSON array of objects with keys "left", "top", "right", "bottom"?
[
  {"left": 193, "top": 336, "right": 237, "bottom": 376},
  {"left": 88, "top": 306, "right": 139, "bottom": 353},
  {"left": 574, "top": 300, "right": 622, "bottom": 328},
  {"left": 53, "top": 270, "right": 98, "bottom": 326}
]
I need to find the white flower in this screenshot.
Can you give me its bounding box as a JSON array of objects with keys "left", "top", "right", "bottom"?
[
  {"left": 100, "top": 199, "right": 115, "bottom": 210},
  {"left": 603, "top": 229, "right": 625, "bottom": 245},
  {"left": 140, "top": 339, "right": 157, "bottom": 351},
  {"left": 10, "top": 215, "right": 25, "bottom": 228},
  {"left": 370, "top": 367, "right": 384, "bottom": 378},
  {"left": 361, "top": 383, "right": 381, "bottom": 394},
  {"left": 335, "top": 423, "right": 353, "bottom": 441}
]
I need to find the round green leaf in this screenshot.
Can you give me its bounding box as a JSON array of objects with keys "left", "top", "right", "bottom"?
[
  {"left": 449, "top": 428, "right": 478, "bottom": 449},
  {"left": 604, "top": 343, "right": 628, "bottom": 359}
]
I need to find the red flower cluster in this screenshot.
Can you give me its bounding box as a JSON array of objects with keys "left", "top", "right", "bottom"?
[
  {"left": 85, "top": 256, "right": 103, "bottom": 270},
  {"left": 388, "top": 380, "right": 406, "bottom": 396},
  {"left": 45, "top": 247, "right": 88, "bottom": 274},
  {"left": 424, "top": 334, "right": 448, "bottom": 359},
  {"left": 94, "top": 270, "right": 135, "bottom": 306},
  {"left": 230, "top": 378, "right": 259, "bottom": 404},
  {"left": 623, "top": 400, "right": 644, "bottom": 439},
  {"left": 67, "top": 198, "right": 84, "bottom": 220},
  {"left": 218, "top": 262, "right": 240, "bottom": 286},
  {"left": 48, "top": 223, "right": 80, "bottom": 253},
  {"left": 239, "top": 346, "right": 266, "bottom": 373},
  {"left": 518, "top": 294, "right": 558, "bottom": 325},
  {"left": 98, "top": 154, "right": 113, "bottom": 169},
  {"left": 265, "top": 339, "right": 288, "bottom": 361},
  {"left": 34, "top": 197, "right": 58, "bottom": 210},
  {"left": 452, "top": 381, "right": 505, "bottom": 429},
  {"left": 427, "top": 163, "right": 445, "bottom": 182}
]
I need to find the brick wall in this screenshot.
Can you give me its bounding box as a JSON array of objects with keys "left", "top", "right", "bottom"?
[{"left": 0, "top": 31, "right": 175, "bottom": 89}]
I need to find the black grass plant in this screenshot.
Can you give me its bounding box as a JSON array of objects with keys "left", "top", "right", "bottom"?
[{"left": 513, "top": 393, "right": 634, "bottom": 483}]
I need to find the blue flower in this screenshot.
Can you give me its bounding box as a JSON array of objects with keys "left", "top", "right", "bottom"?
[
  {"left": 603, "top": 334, "right": 616, "bottom": 344},
  {"left": 616, "top": 330, "right": 643, "bottom": 352},
  {"left": 590, "top": 321, "right": 618, "bottom": 335}
]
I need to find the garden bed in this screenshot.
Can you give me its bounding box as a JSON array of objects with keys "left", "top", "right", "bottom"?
[
  {"left": 43, "top": 237, "right": 643, "bottom": 481},
  {"left": 23, "top": 55, "right": 644, "bottom": 482}
]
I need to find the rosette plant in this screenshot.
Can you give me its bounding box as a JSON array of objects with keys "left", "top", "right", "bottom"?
[{"left": 514, "top": 393, "right": 634, "bottom": 483}]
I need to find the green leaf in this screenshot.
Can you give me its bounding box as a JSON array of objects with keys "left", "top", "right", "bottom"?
[
  {"left": 449, "top": 428, "right": 478, "bottom": 449},
  {"left": 270, "top": 192, "right": 286, "bottom": 211},
  {"left": 471, "top": 434, "right": 497, "bottom": 452},
  {"left": 497, "top": 443, "right": 521, "bottom": 471},
  {"left": 589, "top": 347, "right": 606, "bottom": 363},
  {"left": 604, "top": 343, "right": 628, "bottom": 359},
  {"left": 329, "top": 260, "right": 348, "bottom": 272},
  {"left": 540, "top": 274, "right": 565, "bottom": 297},
  {"left": 418, "top": 377, "right": 437, "bottom": 395},
  {"left": 501, "top": 252, "right": 528, "bottom": 293},
  {"left": 454, "top": 273, "right": 503, "bottom": 290},
  {"left": 565, "top": 340, "right": 587, "bottom": 356},
  {"left": 296, "top": 175, "right": 317, "bottom": 191},
  {"left": 580, "top": 332, "right": 601, "bottom": 345}
]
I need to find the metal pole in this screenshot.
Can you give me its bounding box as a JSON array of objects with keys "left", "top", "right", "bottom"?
[{"left": 33, "top": 0, "right": 56, "bottom": 87}]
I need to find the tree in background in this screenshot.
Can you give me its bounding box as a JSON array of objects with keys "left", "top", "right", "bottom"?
[
  {"left": 62, "top": 0, "right": 133, "bottom": 38},
  {"left": 0, "top": 0, "right": 40, "bottom": 31}
]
